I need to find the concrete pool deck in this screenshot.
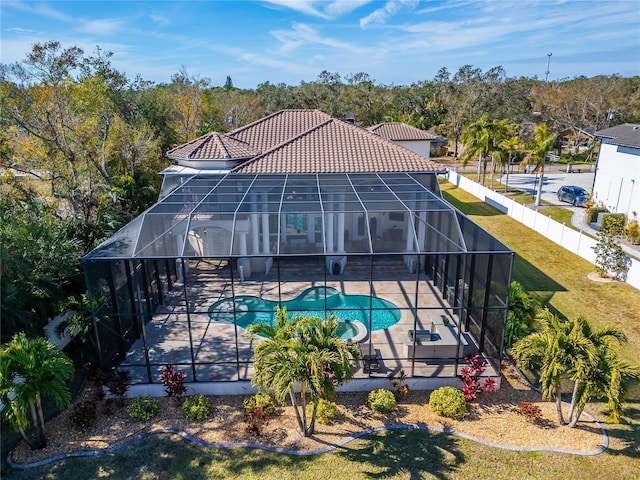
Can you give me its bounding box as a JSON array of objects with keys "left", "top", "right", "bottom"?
[{"left": 123, "top": 257, "right": 495, "bottom": 392}]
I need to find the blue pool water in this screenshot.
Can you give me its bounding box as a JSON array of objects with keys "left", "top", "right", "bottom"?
[{"left": 208, "top": 286, "right": 401, "bottom": 336}]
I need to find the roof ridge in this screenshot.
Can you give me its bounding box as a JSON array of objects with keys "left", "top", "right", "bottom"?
[
  {"left": 165, "top": 132, "right": 215, "bottom": 158},
  {"left": 228, "top": 109, "right": 331, "bottom": 137},
  {"left": 231, "top": 117, "right": 333, "bottom": 173},
  {"left": 212, "top": 133, "right": 233, "bottom": 159}
]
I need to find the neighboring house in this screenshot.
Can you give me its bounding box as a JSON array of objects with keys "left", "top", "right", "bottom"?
[
  {"left": 558, "top": 127, "right": 595, "bottom": 151},
  {"left": 593, "top": 124, "right": 640, "bottom": 218},
  {"left": 368, "top": 122, "right": 442, "bottom": 159},
  {"left": 82, "top": 110, "right": 512, "bottom": 394}
]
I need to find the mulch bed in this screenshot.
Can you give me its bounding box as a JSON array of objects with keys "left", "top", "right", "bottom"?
[{"left": 9, "top": 364, "right": 605, "bottom": 466}]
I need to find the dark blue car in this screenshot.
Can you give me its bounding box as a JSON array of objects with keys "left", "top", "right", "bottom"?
[{"left": 557, "top": 185, "right": 589, "bottom": 206}]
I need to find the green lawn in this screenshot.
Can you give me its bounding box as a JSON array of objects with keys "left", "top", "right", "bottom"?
[
  {"left": 3, "top": 428, "right": 639, "bottom": 480},
  {"left": 4, "top": 180, "right": 640, "bottom": 480}
]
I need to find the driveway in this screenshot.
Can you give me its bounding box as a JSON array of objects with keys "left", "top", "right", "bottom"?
[{"left": 500, "top": 171, "right": 595, "bottom": 206}]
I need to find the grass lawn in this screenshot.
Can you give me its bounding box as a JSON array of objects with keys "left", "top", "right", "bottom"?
[
  {"left": 3, "top": 180, "right": 639, "bottom": 480},
  {"left": 3, "top": 428, "right": 638, "bottom": 480},
  {"left": 439, "top": 181, "right": 640, "bottom": 363}
]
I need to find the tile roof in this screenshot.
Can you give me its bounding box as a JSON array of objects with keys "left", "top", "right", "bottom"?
[
  {"left": 232, "top": 114, "right": 446, "bottom": 174},
  {"left": 368, "top": 122, "right": 439, "bottom": 141},
  {"left": 165, "top": 132, "right": 258, "bottom": 160},
  {"left": 165, "top": 110, "right": 447, "bottom": 174},
  {"left": 228, "top": 109, "right": 332, "bottom": 153},
  {"left": 595, "top": 124, "right": 640, "bottom": 149}
]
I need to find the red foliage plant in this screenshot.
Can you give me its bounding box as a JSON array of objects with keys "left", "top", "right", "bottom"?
[
  {"left": 160, "top": 364, "right": 187, "bottom": 398},
  {"left": 518, "top": 401, "right": 542, "bottom": 423},
  {"left": 458, "top": 352, "right": 496, "bottom": 401}
]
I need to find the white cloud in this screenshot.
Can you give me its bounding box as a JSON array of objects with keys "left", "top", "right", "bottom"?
[
  {"left": 6, "top": 27, "right": 41, "bottom": 35},
  {"left": 260, "top": 0, "right": 331, "bottom": 19},
  {"left": 261, "top": 0, "right": 373, "bottom": 19},
  {"left": 28, "top": 2, "right": 74, "bottom": 22},
  {"left": 76, "top": 18, "right": 127, "bottom": 36},
  {"left": 270, "top": 22, "right": 366, "bottom": 55},
  {"left": 150, "top": 14, "right": 170, "bottom": 27},
  {"left": 324, "top": 0, "right": 373, "bottom": 17},
  {"left": 359, "top": 0, "right": 418, "bottom": 28}
]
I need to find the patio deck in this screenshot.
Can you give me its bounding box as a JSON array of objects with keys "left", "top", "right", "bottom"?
[{"left": 122, "top": 256, "right": 498, "bottom": 393}]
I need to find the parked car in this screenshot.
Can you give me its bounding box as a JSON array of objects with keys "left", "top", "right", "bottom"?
[{"left": 557, "top": 185, "right": 589, "bottom": 206}]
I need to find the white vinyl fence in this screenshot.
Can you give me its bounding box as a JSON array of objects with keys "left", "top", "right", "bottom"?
[{"left": 445, "top": 170, "right": 640, "bottom": 291}]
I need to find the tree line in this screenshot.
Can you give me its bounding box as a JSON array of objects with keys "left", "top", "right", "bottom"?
[{"left": 1, "top": 41, "right": 639, "bottom": 341}]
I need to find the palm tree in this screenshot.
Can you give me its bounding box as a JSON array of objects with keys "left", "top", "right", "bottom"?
[
  {"left": 0, "top": 333, "right": 74, "bottom": 449},
  {"left": 497, "top": 130, "right": 520, "bottom": 193},
  {"left": 524, "top": 123, "right": 556, "bottom": 207},
  {"left": 513, "top": 312, "right": 640, "bottom": 427},
  {"left": 297, "top": 314, "right": 360, "bottom": 401},
  {"left": 566, "top": 319, "right": 639, "bottom": 427},
  {"left": 503, "top": 281, "right": 539, "bottom": 350},
  {"left": 512, "top": 310, "right": 596, "bottom": 425},
  {"left": 248, "top": 308, "right": 359, "bottom": 436},
  {"left": 460, "top": 114, "right": 509, "bottom": 186}
]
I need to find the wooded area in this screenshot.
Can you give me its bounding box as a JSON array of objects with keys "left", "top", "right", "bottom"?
[{"left": 1, "top": 41, "right": 639, "bottom": 341}]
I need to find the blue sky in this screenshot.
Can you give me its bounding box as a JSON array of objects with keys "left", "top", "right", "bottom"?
[{"left": 2, "top": 1, "right": 639, "bottom": 88}]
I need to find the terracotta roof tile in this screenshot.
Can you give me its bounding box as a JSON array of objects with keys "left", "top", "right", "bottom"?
[
  {"left": 166, "top": 132, "right": 258, "bottom": 160},
  {"left": 166, "top": 110, "right": 446, "bottom": 174},
  {"left": 369, "top": 122, "right": 439, "bottom": 141},
  {"left": 232, "top": 115, "right": 446, "bottom": 174},
  {"left": 228, "top": 109, "right": 332, "bottom": 152}
]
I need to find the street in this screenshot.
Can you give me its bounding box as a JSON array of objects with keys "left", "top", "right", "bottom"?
[{"left": 500, "top": 170, "right": 595, "bottom": 206}]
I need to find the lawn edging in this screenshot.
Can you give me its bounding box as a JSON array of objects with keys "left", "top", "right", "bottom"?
[{"left": 7, "top": 419, "right": 609, "bottom": 470}]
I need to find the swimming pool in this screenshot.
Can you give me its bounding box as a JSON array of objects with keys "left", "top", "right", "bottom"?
[{"left": 207, "top": 286, "right": 401, "bottom": 338}]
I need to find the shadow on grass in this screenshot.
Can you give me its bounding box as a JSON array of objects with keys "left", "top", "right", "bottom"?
[
  {"left": 512, "top": 254, "right": 567, "bottom": 296},
  {"left": 597, "top": 403, "right": 640, "bottom": 459},
  {"left": 334, "top": 428, "right": 464, "bottom": 479},
  {"left": 2, "top": 429, "right": 466, "bottom": 480}
]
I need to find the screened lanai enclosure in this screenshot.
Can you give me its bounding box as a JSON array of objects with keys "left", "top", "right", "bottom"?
[{"left": 83, "top": 170, "right": 513, "bottom": 391}]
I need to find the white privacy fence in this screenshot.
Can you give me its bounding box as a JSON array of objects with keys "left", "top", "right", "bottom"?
[{"left": 445, "top": 170, "right": 640, "bottom": 290}]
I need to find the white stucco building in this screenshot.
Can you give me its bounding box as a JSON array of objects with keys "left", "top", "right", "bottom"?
[
  {"left": 593, "top": 124, "right": 640, "bottom": 219},
  {"left": 368, "top": 123, "right": 443, "bottom": 159}
]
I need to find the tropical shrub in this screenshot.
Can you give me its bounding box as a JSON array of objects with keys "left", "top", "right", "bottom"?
[
  {"left": 307, "top": 399, "right": 340, "bottom": 424},
  {"left": 0, "top": 333, "right": 74, "bottom": 449},
  {"left": 518, "top": 401, "right": 542, "bottom": 424},
  {"left": 183, "top": 394, "right": 211, "bottom": 421},
  {"left": 127, "top": 396, "right": 159, "bottom": 421},
  {"left": 160, "top": 364, "right": 187, "bottom": 399},
  {"left": 367, "top": 388, "right": 396, "bottom": 414},
  {"left": 623, "top": 216, "right": 640, "bottom": 244},
  {"left": 387, "top": 369, "right": 410, "bottom": 398},
  {"left": 243, "top": 392, "right": 276, "bottom": 416},
  {"left": 429, "top": 386, "right": 467, "bottom": 420},
  {"left": 245, "top": 406, "right": 268, "bottom": 436},
  {"left": 601, "top": 213, "right": 626, "bottom": 236},
  {"left": 458, "top": 352, "right": 498, "bottom": 401},
  {"left": 105, "top": 369, "right": 131, "bottom": 404},
  {"left": 70, "top": 400, "right": 97, "bottom": 430},
  {"left": 504, "top": 281, "right": 539, "bottom": 350},
  {"left": 587, "top": 206, "right": 608, "bottom": 225}
]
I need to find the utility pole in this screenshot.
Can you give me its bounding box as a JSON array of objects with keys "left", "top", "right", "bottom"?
[{"left": 545, "top": 53, "right": 552, "bottom": 82}]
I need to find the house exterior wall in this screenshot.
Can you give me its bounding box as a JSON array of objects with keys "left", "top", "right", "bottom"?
[
  {"left": 593, "top": 142, "right": 640, "bottom": 217},
  {"left": 395, "top": 140, "right": 431, "bottom": 159}
]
